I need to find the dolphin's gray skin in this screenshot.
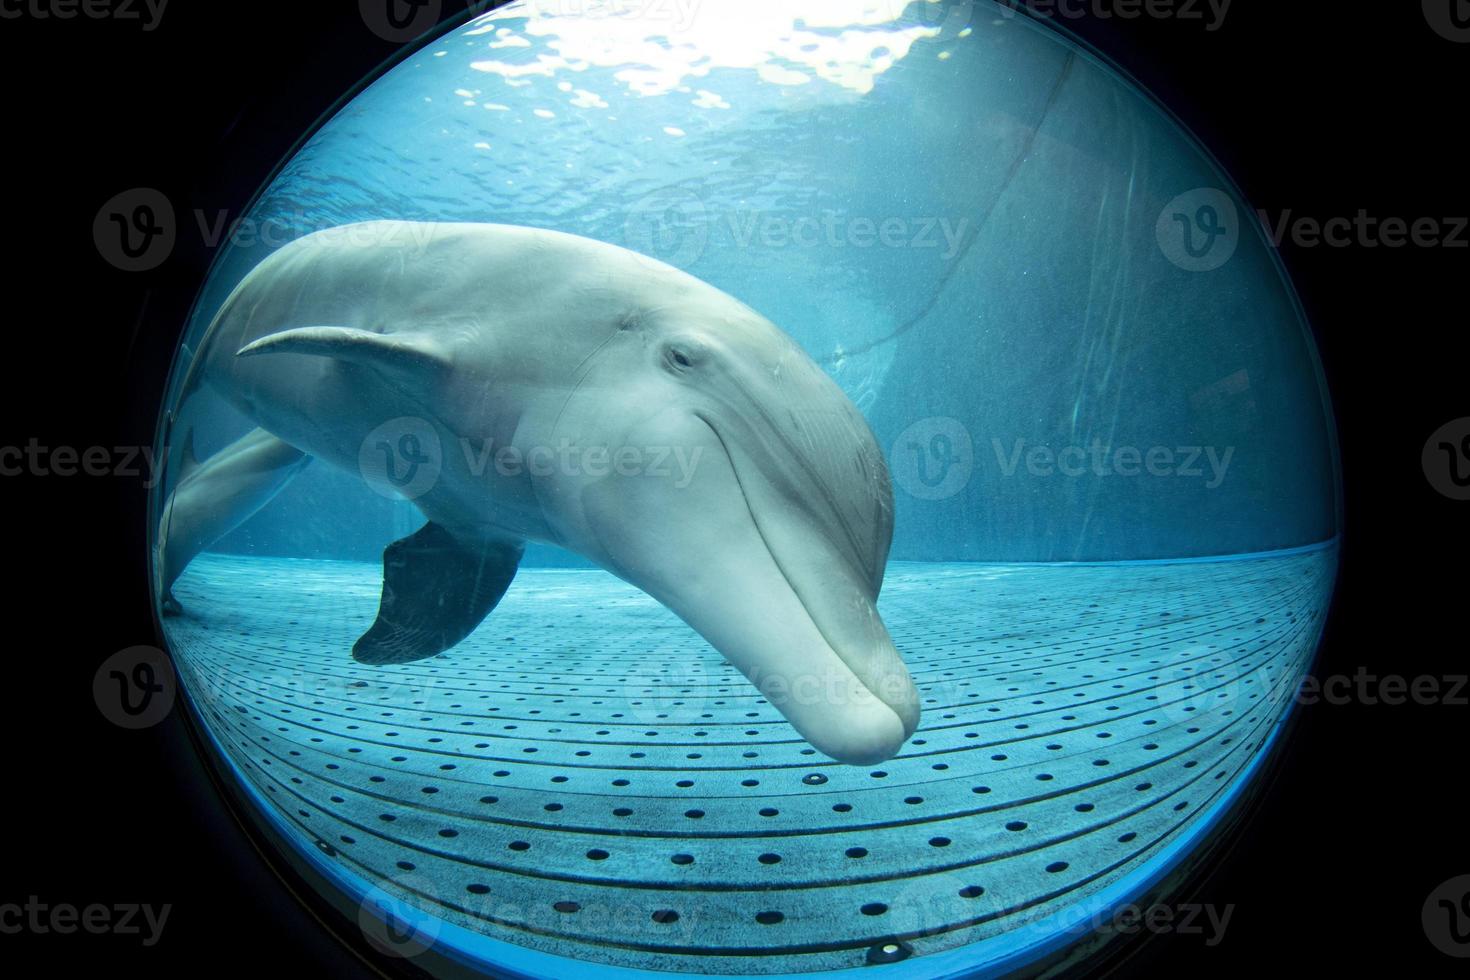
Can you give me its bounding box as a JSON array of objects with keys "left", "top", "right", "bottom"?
[
  {"left": 158, "top": 221, "right": 919, "bottom": 764},
  {"left": 158, "top": 427, "right": 310, "bottom": 614}
]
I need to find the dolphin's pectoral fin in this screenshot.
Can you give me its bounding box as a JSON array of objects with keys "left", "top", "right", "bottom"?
[
  {"left": 236, "top": 326, "right": 450, "bottom": 380},
  {"left": 353, "top": 523, "right": 524, "bottom": 665}
]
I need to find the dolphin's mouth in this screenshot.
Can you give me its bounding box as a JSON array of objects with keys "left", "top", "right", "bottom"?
[
  {"left": 694, "top": 411, "right": 920, "bottom": 754},
  {"left": 696, "top": 409, "right": 838, "bottom": 650},
  {"left": 563, "top": 374, "right": 918, "bottom": 763}
]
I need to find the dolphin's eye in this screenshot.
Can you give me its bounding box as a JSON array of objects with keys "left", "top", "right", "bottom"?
[{"left": 665, "top": 345, "right": 698, "bottom": 372}]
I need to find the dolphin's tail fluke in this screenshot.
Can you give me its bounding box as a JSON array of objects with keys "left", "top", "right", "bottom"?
[{"left": 156, "top": 427, "right": 312, "bottom": 614}]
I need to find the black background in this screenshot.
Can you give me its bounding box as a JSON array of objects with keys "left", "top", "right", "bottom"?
[{"left": 0, "top": 0, "right": 1463, "bottom": 975}]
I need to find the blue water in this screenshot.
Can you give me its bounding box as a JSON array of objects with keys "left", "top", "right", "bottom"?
[
  {"left": 154, "top": 1, "right": 1340, "bottom": 975},
  {"left": 168, "top": 0, "right": 1337, "bottom": 567}
]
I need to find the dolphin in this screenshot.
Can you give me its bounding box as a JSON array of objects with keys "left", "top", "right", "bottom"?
[
  {"left": 158, "top": 220, "right": 919, "bottom": 764},
  {"left": 157, "top": 427, "right": 310, "bottom": 615}
]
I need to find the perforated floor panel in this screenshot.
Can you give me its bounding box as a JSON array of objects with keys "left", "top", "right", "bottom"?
[{"left": 163, "top": 545, "right": 1335, "bottom": 975}]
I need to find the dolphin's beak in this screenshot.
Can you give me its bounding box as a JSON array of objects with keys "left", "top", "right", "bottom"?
[{"left": 576, "top": 398, "right": 920, "bottom": 765}]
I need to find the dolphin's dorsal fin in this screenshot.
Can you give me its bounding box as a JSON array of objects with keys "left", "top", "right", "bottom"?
[
  {"left": 236, "top": 326, "right": 450, "bottom": 378},
  {"left": 352, "top": 523, "right": 524, "bottom": 665}
]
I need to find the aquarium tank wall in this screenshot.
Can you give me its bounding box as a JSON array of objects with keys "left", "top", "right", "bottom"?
[{"left": 151, "top": 0, "right": 1340, "bottom": 976}]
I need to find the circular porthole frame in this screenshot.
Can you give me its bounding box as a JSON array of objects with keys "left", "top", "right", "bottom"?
[{"left": 149, "top": 3, "right": 1342, "bottom": 977}]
